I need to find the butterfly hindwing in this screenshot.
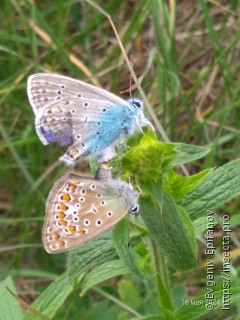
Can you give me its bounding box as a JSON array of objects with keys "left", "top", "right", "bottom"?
[{"left": 42, "top": 173, "right": 130, "bottom": 253}]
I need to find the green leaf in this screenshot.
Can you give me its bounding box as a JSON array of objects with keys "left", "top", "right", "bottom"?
[
  {"left": 118, "top": 279, "right": 142, "bottom": 310},
  {"left": 171, "top": 285, "right": 187, "bottom": 310},
  {"left": 142, "top": 175, "right": 163, "bottom": 212},
  {"left": 91, "top": 301, "right": 125, "bottom": 320},
  {"left": 193, "top": 216, "right": 218, "bottom": 235},
  {"left": 112, "top": 218, "right": 139, "bottom": 275},
  {"left": 129, "top": 317, "right": 165, "bottom": 320},
  {"left": 228, "top": 213, "right": 240, "bottom": 227},
  {"left": 178, "top": 206, "right": 198, "bottom": 256},
  {"left": 175, "top": 287, "right": 240, "bottom": 320},
  {"left": 115, "top": 130, "right": 210, "bottom": 182},
  {"left": 80, "top": 260, "right": 129, "bottom": 296},
  {"left": 0, "top": 277, "right": 22, "bottom": 320},
  {"left": 140, "top": 192, "right": 197, "bottom": 271},
  {"left": 181, "top": 159, "right": 240, "bottom": 220},
  {"left": 168, "top": 144, "right": 210, "bottom": 169},
  {"left": 67, "top": 230, "right": 118, "bottom": 282},
  {"left": 22, "top": 273, "right": 74, "bottom": 320},
  {"left": 164, "top": 169, "right": 212, "bottom": 200},
  {"left": 156, "top": 273, "right": 175, "bottom": 317},
  {"left": 134, "top": 249, "right": 161, "bottom": 315}
]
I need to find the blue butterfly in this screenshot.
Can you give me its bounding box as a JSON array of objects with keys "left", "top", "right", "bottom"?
[{"left": 27, "top": 73, "right": 152, "bottom": 165}]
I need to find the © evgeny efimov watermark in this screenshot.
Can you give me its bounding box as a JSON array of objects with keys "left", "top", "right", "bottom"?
[{"left": 205, "top": 210, "right": 232, "bottom": 311}]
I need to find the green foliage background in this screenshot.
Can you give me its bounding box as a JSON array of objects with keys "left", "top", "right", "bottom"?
[{"left": 1, "top": 1, "right": 240, "bottom": 319}]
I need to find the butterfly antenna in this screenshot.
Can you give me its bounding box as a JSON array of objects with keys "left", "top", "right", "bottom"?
[{"left": 129, "top": 55, "right": 134, "bottom": 99}]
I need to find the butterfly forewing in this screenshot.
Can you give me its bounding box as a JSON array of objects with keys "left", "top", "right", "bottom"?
[
  {"left": 28, "top": 73, "right": 130, "bottom": 114},
  {"left": 42, "top": 173, "right": 130, "bottom": 253}
]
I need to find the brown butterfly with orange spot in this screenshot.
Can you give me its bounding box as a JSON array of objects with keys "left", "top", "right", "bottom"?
[{"left": 42, "top": 164, "right": 139, "bottom": 253}]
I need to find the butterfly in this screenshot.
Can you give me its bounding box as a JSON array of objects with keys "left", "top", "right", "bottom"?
[
  {"left": 27, "top": 73, "right": 153, "bottom": 165},
  {"left": 42, "top": 164, "right": 139, "bottom": 253}
]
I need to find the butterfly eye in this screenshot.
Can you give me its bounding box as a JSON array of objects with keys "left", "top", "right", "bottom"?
[
  {"left": 133, "top": 101, "right": 141, "bottom": 109},
  {"left": 130, "top": 205, "right": 139, "bottom": 215}
]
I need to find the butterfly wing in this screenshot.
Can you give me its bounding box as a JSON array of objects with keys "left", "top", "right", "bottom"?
[
  {"left": 42, "top": 172, "right": 130, "bottom": 254},
  {"left": 27, "top": 74, "right": 133, "bottom": 163}
]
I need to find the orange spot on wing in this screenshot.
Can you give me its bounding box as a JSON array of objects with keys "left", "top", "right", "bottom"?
[
  {"left": 57, "top": 203, "right": 69, "bottom": 211},
  {"left": 68, "top": 183, "right": 77, "bottom": 193},
  {"left": 72, "top": 150, "right": 79, "bottom": 159},
  {"left": 49, "top": 233, "right": 60, "bottom": 241},
  {"left": 58, "top": 212, "right": 66, "bottom": 219},
  {"left": 60, "top": 193, "right": 71, "bottom": 202},
  {"left": 59, "top": 220, "right": 67, "bottom": 226},
  {"left": 77, "top": 230, "right": 86, "bottom": 236},
  {"left": 68, "top": 226, "right": 76, "bottom": 233},
  {"left": 58, "top": 240, "right": 65, "bottom": 247}
]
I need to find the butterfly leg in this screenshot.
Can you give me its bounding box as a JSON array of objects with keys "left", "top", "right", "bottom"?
[
  {"left": 144, "top": 119, "right": 155, "bottom": 132},
  {"left": 135, "top": 116, "right": 144, "bottom": 134}
]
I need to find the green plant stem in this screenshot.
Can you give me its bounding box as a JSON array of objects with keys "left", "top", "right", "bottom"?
[{"left": 151, "top": 239, "right": 170, "bottom": 295}]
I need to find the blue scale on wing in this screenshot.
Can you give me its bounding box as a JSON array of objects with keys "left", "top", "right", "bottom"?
[
  {"left": 84, "top": 104, "right": 135, "bottom": 154},
  {"left": 38, "top": 102, "right": 74, "bottom": 146},
  {"left": 41, "top": 128, "right": 73, "bottom": 146}
]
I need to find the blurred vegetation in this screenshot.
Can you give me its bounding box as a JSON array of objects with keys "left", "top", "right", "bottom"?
[{"left": 1, "top": 0, "right": 240, "bottom": 319}]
